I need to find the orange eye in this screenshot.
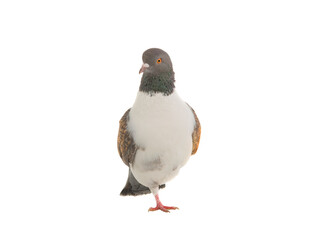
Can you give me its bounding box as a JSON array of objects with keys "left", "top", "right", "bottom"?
[{"left": 156, "top": 58, "right": 162, "bottom": 64}]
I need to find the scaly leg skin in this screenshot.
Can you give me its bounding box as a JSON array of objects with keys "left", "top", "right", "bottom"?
[{"left": 148, "top": 194, "right": 179, "bottom": 213}]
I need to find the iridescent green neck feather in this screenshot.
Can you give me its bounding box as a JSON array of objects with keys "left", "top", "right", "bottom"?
[{"left": 139, "top": 71, "right": 175, "bottom": 96}]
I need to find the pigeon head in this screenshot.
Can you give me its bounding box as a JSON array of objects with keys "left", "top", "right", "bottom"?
[
  {"left": 139, "top": 48, "right": 173, "bottom": 75},
  {"left": 139, "top": 48, "right": 175, "bottom": 96}
]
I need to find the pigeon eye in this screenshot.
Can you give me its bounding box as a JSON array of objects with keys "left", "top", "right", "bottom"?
[{"left": 156, "top": 58, "right": 162, "bottom": 64}]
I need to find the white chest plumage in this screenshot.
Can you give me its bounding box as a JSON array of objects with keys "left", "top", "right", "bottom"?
[{"left": 127, "top": 91, "right": 195, "bottom": 190}]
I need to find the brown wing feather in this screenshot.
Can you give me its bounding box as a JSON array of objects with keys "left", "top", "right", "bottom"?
[
  {"left": 117, "top": 109, "right": 138, "bottom": 166},
  {"left": 187, "top": 104, "right": 201, "bottom": 155}
]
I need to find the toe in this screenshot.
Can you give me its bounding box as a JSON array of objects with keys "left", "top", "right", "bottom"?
[
  {"left": 148, "top": 206, "right": 170, "bottom": 213},
  {"left": 163, "top": 206, "right": 179, "bottom": 210}
]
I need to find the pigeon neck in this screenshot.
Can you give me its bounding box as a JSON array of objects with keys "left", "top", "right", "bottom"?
[{"left": 139, "top": 71, "right": 175, "bottom": 96}]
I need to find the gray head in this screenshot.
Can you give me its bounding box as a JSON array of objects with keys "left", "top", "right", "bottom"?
[
  {"left": 139, "top": 48, "right": 174, "bottom": 75},
  {"left": 139, "top": 48, "right": 175, "bottom": 96}
]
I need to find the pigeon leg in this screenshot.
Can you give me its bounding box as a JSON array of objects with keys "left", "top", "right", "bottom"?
[{"left": 148, "top": 194, "right": 179, "bottom": 213}]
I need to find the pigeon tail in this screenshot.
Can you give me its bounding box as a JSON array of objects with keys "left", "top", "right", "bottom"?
[{"left": 120, "top": 168, "right": 165, "bottom": 196}]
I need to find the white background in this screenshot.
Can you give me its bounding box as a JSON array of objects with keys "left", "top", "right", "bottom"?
[{"left": 0, "top": 0, "right": 318, "bottom": 239}]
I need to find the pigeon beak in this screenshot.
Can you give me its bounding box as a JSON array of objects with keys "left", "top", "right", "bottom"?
[{"left": 139, "top": 63, "right": 149, "bottom": 74}]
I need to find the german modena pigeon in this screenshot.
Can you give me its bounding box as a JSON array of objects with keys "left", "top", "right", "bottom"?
[{"left": 117, "top": 48, "right": 201, "bottom": 212}]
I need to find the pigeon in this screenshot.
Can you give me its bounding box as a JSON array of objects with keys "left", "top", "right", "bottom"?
[{"left": 117, "top": 48, "right": 201, "bottom": 212}]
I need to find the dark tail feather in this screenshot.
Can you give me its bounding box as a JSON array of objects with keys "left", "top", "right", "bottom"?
[{"left": 120, "top": 168, "right": 165, "bottom": 196}]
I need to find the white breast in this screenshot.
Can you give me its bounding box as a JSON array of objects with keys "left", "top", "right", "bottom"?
[{"left": 128, "top": 90, "right": 195, "bottom": 189}]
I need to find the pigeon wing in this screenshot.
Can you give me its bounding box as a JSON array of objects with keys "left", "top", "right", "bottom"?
[
  {"left": 117, "top": 109, "right": 138, "bottom": 166},
  {"left": 187, "top": 104, "right": 201, "bottom": 155}
]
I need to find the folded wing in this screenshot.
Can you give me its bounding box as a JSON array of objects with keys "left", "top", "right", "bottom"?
[
  {"left": 117, "top": 109, "right": 138, "bottom": 166},
  {"left": 187, "top": 104, "right": 201, "bottom": 155}
]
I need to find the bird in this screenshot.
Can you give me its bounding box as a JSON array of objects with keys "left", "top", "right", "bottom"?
[{"left": 117, "top": 48, "right": 201, "bottom": 212}]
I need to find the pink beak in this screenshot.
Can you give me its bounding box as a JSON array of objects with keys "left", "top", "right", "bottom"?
[{"left": 139, "top": 63, "right": 149, "bottom": 74}]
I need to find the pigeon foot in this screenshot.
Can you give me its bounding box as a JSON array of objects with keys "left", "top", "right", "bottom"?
[
  {"left": 148, "top": 194, "right": 179, "bottom": 213},
  {"left": 148, "top": 204, "right": 179, "bottom": 213}
]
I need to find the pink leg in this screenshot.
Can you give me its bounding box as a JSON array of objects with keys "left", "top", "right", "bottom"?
[{"left": 148, "top": 194, "right": 179, "bottom": 213}]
